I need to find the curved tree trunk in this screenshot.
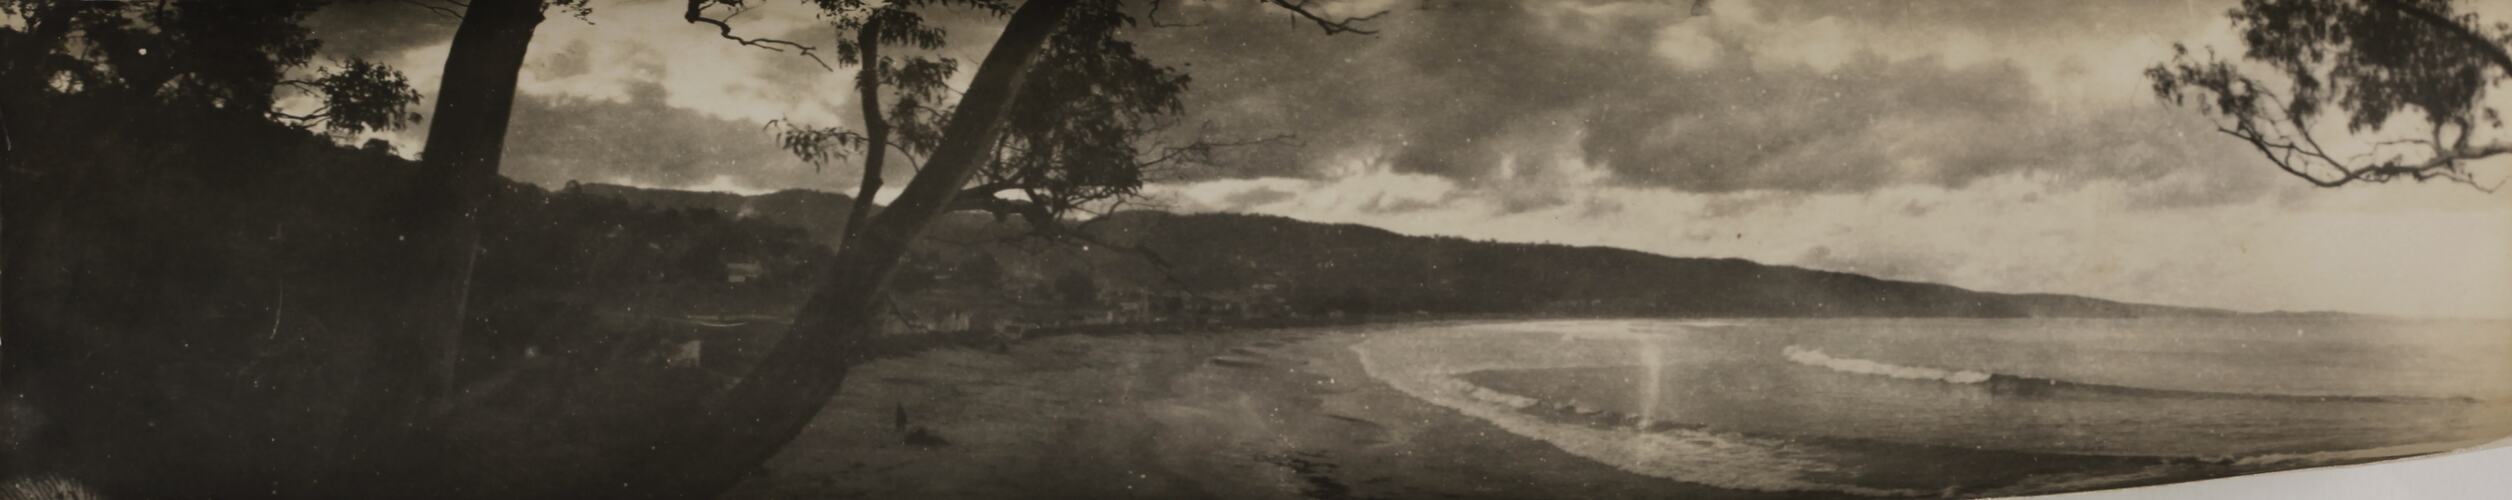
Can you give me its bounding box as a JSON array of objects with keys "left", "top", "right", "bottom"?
[
  {"left": 329, "top": 0, "right": 545, "bottom": 494},
  {"left": 840, "top": 13, "right": 890, "bottom": 248},
  {"left": 629, "top": 0, "right": 1077, "bottom": 497}
]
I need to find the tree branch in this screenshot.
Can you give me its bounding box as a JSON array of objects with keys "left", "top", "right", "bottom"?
[
  {"left": 2217, "top": 117, "right": 2512, "bottom": 190},
  {"left": 684, "top": 0, "right": 832, "bottom": 70},
  {"left": 395, "top": 0, "right": 465, "bottom": 20},
  {"left": 842, "top": 11, "right": 892, "bottom": 248},
  {"left": 1263, "top": 0, "right": 1386, "bottom": 35}
]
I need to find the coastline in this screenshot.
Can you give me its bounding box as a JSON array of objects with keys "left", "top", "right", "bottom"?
[
  {"left": 723, "top": 321, "right": 1819, "bottom": 499},
  {"left": 721, "top": 319, "right": 2485, "bottom": 499}
]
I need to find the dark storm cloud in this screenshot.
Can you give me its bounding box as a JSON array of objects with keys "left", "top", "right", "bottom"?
[
  {"left": 1132, "top": 0, "right": 2267, "bottom": 204},
  {"left": 499, "top": 81, "right": 825, "bottom": 190},
  {"left": 1751, "top": 0, "right": 2206, "bottom": 40},
  {"left": 1580, "top": 57, "right": 2272, "bottom": 195},
  {"left": 1575, "top": 55, "right": 2046, "bottom": 192},
  {"left": 300, "top": 0, "right": 2275, "bottom": 207},
  {"left": 1132, "top": 0, "right": 1659, "bottom": 184},
  {"left": 303, "top": 1, "right": 460, "bottom": 59}
]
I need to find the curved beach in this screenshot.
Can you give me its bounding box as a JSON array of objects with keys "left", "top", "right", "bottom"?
[
  {"left": 725, "top": 321, "right": 1826, "bottom": 499},
  {"left": 726, "top": 319, "right": 2507, "bottom": 499}
]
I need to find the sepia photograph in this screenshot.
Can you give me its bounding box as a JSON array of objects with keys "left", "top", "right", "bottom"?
[{"left": 4, "top": 0, "right": 2509, "bottom": 498}]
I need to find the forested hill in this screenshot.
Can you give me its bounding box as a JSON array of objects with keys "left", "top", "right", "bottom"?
[
  {"left": 1095, "top": 212, "right": 2227, "bottom": 318},
  {"left": 569, "top": 183, "right": 859, "bottom": 247},
  {"left": 578, "top": 184, "right": 2229, "bottom": 318}
]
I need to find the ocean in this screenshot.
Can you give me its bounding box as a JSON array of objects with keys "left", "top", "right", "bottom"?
[{"left": 1350, "top": 318, "right": 2512, "bottom": 497}]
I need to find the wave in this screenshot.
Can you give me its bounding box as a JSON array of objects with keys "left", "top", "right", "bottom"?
[
  {"left": 1460, "top": 377, "right": 2485, "bottom": 497},
  {"left": 1780, "top": 345, "right": 2477, "bottom": 404},
  {"left": 2215, "top": 440, "right": 2476, "bottom": 467},
  {"left": 1353, "top": 339, "right": 1933, "bottom": 497},
  {"left": 1782, "top": 345, "right": 1991, "bottom": 384}
]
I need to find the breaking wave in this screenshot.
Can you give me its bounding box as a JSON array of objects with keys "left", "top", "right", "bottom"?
[
  {"left": 1782, "top": 345, "right": 1993, "bottom": 384},
  {"left": 1354, "top": 339, "right": 1932, "bottom": 497},
  {"left": 1780, "top": 345, "right": 2477, "bottom": 404},
  {"left": 2214, "top": 441, "right": 2475, "bottom": 467}
]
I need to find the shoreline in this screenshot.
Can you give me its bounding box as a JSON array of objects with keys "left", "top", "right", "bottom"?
[
  {"left": 722, "top": 319, "right": 2495, "bottom": 499},
  {"left": 725, "top": 321, "right": 1821, "bottom": 499}
]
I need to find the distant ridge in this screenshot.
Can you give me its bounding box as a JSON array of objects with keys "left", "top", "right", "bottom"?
[
  {"left": 573, "top": 183, "right": 2236, "bottom": 318},
  {"left": 570, "top": 183, "right": 861, "bottom": 246}
]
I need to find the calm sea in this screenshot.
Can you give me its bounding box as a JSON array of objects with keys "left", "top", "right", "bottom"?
[{"left": 1350, "top": 318, "right": 2512, "bottom": 497}]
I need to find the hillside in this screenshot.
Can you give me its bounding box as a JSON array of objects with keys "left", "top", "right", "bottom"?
[
  {"left": 1096, "top": 212, "right": 2225, "bottom": 318},
  {"left": 575, "top": 184, "right": 2227, "bottom": 318},
  {"left": 568, "top": 183, "right": 861, "bottom": 247}
]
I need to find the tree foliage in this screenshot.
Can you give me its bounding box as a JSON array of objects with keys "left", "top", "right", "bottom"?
[
  {"left": 279, "top": 58, "right": 425, "bottom": 135},
  {"left": 2, "top": 0, "right": 425, "bottom": 135},
  {"left": 764, "top": 0, "right": 1317, "bottom": 244},
  {"left": 2149, "top": 0, "right": 2512, "bottom": 190},
  {"left": 5, "top": 0, "right": 1385, "bottom": 497},
  {"left": 974, "top": 0, "right": 1193, "bottom": 224}
]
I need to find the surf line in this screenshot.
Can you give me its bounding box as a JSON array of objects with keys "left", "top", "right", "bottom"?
[
  {"left": 1782, "top": 345, "right": 1991, "bottom": 384},
  {"left": 1778, "top": 345, "right": 2476, "bottom": 404}
]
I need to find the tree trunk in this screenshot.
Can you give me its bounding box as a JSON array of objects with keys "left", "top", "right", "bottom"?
[
  {"left": 328, "top": 0, "right": 544, "bottom": 494},
  {"left": 839, "top": 13, "right": 890, "bottom": 248},
  {"left": 629, "top": 0, "right": 1076, "bottom": 497}
]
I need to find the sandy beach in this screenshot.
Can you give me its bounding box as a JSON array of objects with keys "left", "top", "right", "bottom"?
[{"left": 722, "top": 322, "right": 1832, "bottom": 500}]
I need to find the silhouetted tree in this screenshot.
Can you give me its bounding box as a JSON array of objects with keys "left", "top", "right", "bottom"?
[
  {"left": 634, "top": 1, "right": 1380, "bottom": 497},
  {"left": 2149, "top": 0, "right": 2512, "bottom": 191},
  {"left": 1, "top": 2, "right": 442, "bottom": 494},
  {"left": 5, "top": 0, "right": 1381, "bottom": 497},
  {"left": 325, "top": 1, "right": 605, "bottom": 496},
  {"left": 0, "top": 0, "right": 422, "bottom": 134},
  {"left": 749, "top": 0, "right": 973, "bottom": 249}
]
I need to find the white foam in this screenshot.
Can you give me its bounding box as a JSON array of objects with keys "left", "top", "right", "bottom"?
[
  {"left": 1467, "top": 386, "right": 1540, "bottom": 409},
  {"left": 1354, "top": 335, "right": 1928, "bottom": 497},
  {"left": 1783, "top": 345, "right": 1994, "bottom": 384},
  {"left": 1670, "top": 320, "right": 1745, "bottom": 328},
  {"left": 2226, "top": 440, "right": 2479, "bottom": 467},
  {"left": 1979, "top": 465, "right": 2181, "bottom": 498}
]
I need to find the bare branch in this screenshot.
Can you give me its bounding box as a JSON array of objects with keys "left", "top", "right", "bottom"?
[
  {"left": 269, "top": 106, "right": 333, "bottom": 128},
  {"left": 2153, "top": 44, "right": 2508, "bottom": 191},
  {"left": 394, "top": 0, "right": 464, "bottom": 20},
  {"left": 2216, "top": 118, "right": 2512, "bottom": 190},
  {"left": 684, "top": 0, "right": 832, "bottom": 70},
  {"left": 1263, "top": 0, "right": 1386, "bottom": 35}
]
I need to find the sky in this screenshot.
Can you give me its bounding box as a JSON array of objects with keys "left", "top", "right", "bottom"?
[{"left": 302, "top": 0, "right": 2512, "bottom": 318}]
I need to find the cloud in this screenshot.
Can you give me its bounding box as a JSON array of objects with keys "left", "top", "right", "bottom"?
[
  {"left": 290, "top": 0, "right": 2512, "bottom": 317},
  {"left": 304, "top": 0, "right": 988, "bottom": 191},
  {"left": 312, "top": 0, "right": 2270, "bottom": 205},
  {"left": 1128, "top": 0, "right": 2279, "bottom": 207},
  {"left": 497, "top": 81, "right": 831, "bottom": 191},
  {"left": 1216, "top": 185, "right": 1297, "bottom": 210},
  {"left": 302, "top": 2, "right": 459, "bottom": 59}
]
